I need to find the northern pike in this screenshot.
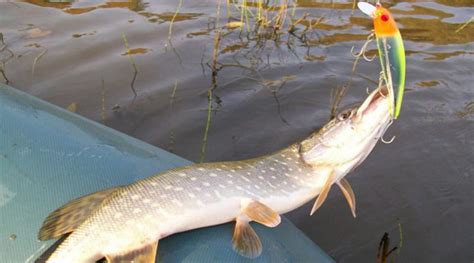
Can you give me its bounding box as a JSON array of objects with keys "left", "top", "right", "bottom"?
[{"left": 38, "top": 84, "right": 394, "bottom": 262}]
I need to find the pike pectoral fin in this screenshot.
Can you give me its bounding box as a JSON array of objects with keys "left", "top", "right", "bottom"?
[
  {"left": 310, "top": 172, "right": 335, "bottom": 216},
  {"left": 243, "top": 200, "right": 281, "bottom": 227},
  {"left": 38, "top": 187, "right": 119, "bottom": 240},
  {"left": 337, "top": 178, "right": 357, "bottom": 218},
  {"left": 105, "top": 241, "right": 158, "bottom": 263},
  {"left": 232, "top": 217, "right": 262, "bottom": 258}
]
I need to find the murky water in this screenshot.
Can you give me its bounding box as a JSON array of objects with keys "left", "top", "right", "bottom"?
[{"left": 1, "top": 0, "right": 473, "bottom": 262}]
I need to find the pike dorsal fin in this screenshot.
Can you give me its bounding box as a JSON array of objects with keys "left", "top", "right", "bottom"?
[
  {"left": 337, "top": 178, "right": 357, "bottom": 218},
  {"left": 38, "top": 187, "right": 119, "bottom": 240},
  {"left": 243, "top": 200, "right": 281, "bottom": 228},
  {"left": 105, "top": 241, "right": 158, "bottom": 263},
  {"left": 310, "top": 172, "right": 336, "bottom": 216},
  {"left": 232, "top": 217, "right": 262, "bottom": 258}
]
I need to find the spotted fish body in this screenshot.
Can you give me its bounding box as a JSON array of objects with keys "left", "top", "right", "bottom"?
[{"left": 39, "top": 85, "right": 393, "bottom": 262}]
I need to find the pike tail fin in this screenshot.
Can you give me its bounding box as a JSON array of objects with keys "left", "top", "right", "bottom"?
[{"left": 38, "top": 187, "right": 120, "bottom": 240}]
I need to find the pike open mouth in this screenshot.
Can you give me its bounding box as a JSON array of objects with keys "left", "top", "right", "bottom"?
[
  {"left": 356, "top": 85, "right": 390, "bottom": 117},
  {"left": 370, "top": 85, "right": 389, "bottom": 104}
]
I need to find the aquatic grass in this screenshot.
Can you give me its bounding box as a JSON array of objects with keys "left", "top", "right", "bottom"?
[
  {"left": 273, "top": 0, "right": 288, "bottom": 31},
  {"left": 200, "top": 0, "right": 223, "bottom": 163},
  {"left": 66, "top": 103, "right": 77, "bottom": 113},
  {"left": 376, "top": 222, "right": 404, "bottom": 263},
  {"left": 195, "top": 0, "right": 321, "bottom": 141},
  {"left": 0, "top": 32, "right": 14, "bottom": 84},
  {"left": 167, "top": 0, "right": 183, "bottom": 44},
  {"left": 330, "top": 86, "right": 347, "bottom": 119},
  {"left": 101, "top": 78, "right": 107, "bottom": 124},
  {"left": 31, "top": 48, "right": 47, "bottom": 77},
  {"left": 240, "top": 0, "right": 251, "bottom": 32},
  {"left": 167, "top": 80, "right": 179, "bottom": 153},
  {"left": 258, "top": 75, "right": 296, "bottom": 124},
  {"left": 0, "top": 67, "right": 8, "bottom": 84},
  {"left": 455, "top": 16, "right": 473, "bottom": 33},
  {"left": 121, "top": 32, "right": 138, "bottom": 98},
  {"left": 199, "top": 0, "right": 348, "bottom": 154},
  {"left": 220, "top": 0, "right": 324, "bottom": 71},
  {"left": 164, "top": 0, "right": 185, "bottom": 67},
  {"left": 225, "top": 0, "right": 300, "bottom": 38},
  {"left": 394, "top": 221, "right": 403, "bottom": 262},
  {"left": 200, "top": 31, "right": 221, "bottom": 163},
  {"left": 351, "top": 0, "right": 357, "bottom": 14}
]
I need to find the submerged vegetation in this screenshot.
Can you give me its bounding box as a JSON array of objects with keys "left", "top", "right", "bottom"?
[
  {"left": 0, "top": 33, "right": 14, "bottom": 84},
  {"left": 195, "top": 0, "right": 368, "bottom": 161},
  {"left": 121, "top": 33, "right": 139, "bottom": 98},
  {"left": 455, "top": 16, "right": 473, "bottom": 33},
  {"left": 376, "top": 222, "right": 403, "bottom": 263},
  {"left": 198, "top": 0, "right": 325, "bottom": 161}
]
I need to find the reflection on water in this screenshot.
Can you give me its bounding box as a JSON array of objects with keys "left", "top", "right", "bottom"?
[
  {"left": 22, "top": 0, "right": 474, "bottom": 46},
  {"left": 416, "top": 80, "right": 440, "bottom": 88},
  {"left": 72, "top": 30, "right": 96, "bottom": 38},
  {"left": 24, "top": 0, "right": 204, "bottom": 22},
  {"left": 24, "top": 0, "right": 146, "bottom": 13},
  {"left": 1, "top": 0, "right": 473, "bottom": 262},
  {"left": 406, "top": 50, "right": 474, "bottom": 61},
  {"left": 121, "top": 47, "right": 150, "bottom": 56},
  {"left": 455, "top": 101, "right": 474, "bottom": 118}
]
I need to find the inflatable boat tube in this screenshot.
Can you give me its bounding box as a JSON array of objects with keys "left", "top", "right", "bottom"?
[{"left": 0, "top": 83, "right": 334, "bottom": 262}]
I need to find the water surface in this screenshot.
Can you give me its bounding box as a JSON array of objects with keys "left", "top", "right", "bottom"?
[{"left": 1, "top": 1, "right": 473, "bottom": 262}]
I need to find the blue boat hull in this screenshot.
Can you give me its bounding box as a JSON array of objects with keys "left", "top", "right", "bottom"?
[{"left": 0, "top": 83, "right": 334, "bottom": 262}]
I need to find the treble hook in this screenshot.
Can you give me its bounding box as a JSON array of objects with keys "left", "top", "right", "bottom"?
[
  {"left": 381, "top": 119, "right": 396, "bottom": 144},
  {"left": 351, "top": 33, "right": 376, "bottom": 62}
]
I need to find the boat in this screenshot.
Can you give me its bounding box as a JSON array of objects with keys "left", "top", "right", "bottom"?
[{"left": 0, "top": 83, "right": 334, "bottom": 262}]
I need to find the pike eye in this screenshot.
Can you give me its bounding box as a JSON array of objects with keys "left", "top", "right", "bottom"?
[
  {"left": 381, "top": 14, "right": 389, "bottom": 22},
  {"left": 337, "top": 110, "right": 353, "bottom": 121}
]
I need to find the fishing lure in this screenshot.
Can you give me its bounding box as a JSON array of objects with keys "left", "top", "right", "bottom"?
[{"left": 358, "top": 2, "right": 406, "bottom": 119}]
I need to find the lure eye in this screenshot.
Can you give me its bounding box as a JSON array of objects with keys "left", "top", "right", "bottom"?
[{"left": 381, "top": 14, "right": 389, "bottom": 22}]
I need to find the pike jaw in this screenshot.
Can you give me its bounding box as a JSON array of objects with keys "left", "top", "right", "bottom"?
[{"left": 299, "top": 85, "right": 392, "bottom": 182}]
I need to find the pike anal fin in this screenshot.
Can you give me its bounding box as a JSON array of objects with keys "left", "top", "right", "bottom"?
[
  {"left": 310, "top": 172, "right": 336, "bottom": 216},
  {"left": 232, "top": 217, "right": 262, "bottom": 258},
  {"left": 105, "top": 241, "right": 158, "bottom": 263},
  {"left": 232, "top": 200, "right": 281, "bottom": 258},
  {"left": 337, "top": 178, "right": 357, "bottom": 218}
]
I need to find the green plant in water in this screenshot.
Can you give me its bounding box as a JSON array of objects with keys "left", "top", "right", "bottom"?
[
  {"left": 0, "top": 32, "right": 14, "bottom": 84},
  {"left": 376, "top": 222, "right": 404, "bottom": 263},
  {"left": 455, "top": 16, "right": 473, "bottom": 33},
  {"left": 225, "top": 0, "right": 302, "bottom": 38},
  {"left": 121, "top": 32, "right": 139, "bottom": 98}
]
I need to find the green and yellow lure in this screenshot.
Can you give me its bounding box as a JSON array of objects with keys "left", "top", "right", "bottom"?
[{"left": 358, "top": 2, "right": 406, "bottom": 119}]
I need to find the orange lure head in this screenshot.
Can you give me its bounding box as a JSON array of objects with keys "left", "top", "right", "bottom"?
[
  {"left": 358, "top": 2, "right": 399, "bottom": 37},
  {"left": 373, "top": 4, "right": 399, "bottom": 37}
]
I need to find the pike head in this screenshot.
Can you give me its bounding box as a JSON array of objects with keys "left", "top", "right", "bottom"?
[{"left": 299, "top": 85, "right": 393, "bottom": 178}]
